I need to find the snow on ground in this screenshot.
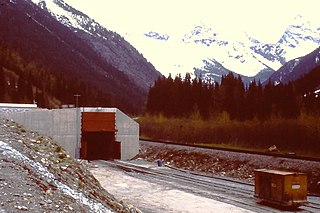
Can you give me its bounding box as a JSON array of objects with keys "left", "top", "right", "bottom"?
[{"left": 90, "top": 161, "right": 253, "bottom": 213}]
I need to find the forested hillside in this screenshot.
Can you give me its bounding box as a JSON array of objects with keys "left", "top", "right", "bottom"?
[
  {"left": 0, "top": 46, "right": 113, "bottom": 108},
  {"left": 0, "top": 0, "right": 159, "bottom": 113}
]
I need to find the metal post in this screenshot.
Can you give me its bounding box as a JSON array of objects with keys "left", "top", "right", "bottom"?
[
  {"left": 74, "top": 94, "right": 81, "bottom": 108},
  {"left": 74, "top": 94, "right": 81, "bottom": 158}
]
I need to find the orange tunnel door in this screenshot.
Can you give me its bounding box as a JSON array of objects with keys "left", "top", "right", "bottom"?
[{"left": 80, "top": 112, "right": 120, "bottom": 160}]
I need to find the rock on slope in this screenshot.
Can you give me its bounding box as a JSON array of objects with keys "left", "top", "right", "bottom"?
[{"left": 0, "top": 118, "right": 140, "bottom": 213}]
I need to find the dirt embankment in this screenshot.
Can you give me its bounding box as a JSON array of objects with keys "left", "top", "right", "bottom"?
[
  {"left": 137, "top": 142, "right": 320, "bottom": 194},
  {"left": 0, "top": 118, "right": 140, "bottom": 213}
]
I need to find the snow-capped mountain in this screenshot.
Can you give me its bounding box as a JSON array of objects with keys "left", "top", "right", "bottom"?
[
  {"left": 137, "top": 15, "right": 319, "bottom": 83},
  {"left": 188, "top": 16, "right": 319, "bottom": 83},
  {"left": 30, "top": 0, "right": 160, "bottom": 91},
  {"left": 182, "top": 24, "right": 271, "bottom": 77},
  {"left": 28, "top": 0, "right": 320, "bottom": 86}
]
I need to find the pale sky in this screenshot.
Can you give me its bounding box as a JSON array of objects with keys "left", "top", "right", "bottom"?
[{"left": 64, "top": 0, "right": 319, "bottom": 43}]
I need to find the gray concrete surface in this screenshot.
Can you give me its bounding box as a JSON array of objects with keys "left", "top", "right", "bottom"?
[{"left": 0, "top": 108, "right": 80, "bottom": 158}]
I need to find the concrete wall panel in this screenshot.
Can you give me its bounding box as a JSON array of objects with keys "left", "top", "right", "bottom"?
[
  {"left": 0, "top": 108, "right": 80, "bottom": 158},
  {"left": 115, "top": 109, "right": 139, "bottom": 160}
]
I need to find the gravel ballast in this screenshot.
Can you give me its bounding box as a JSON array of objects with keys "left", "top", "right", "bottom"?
[{"left": 137, "top": 141, "right": 320, "bottom": 194}]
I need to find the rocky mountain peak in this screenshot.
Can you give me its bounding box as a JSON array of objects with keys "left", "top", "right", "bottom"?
[
  {"left": 279, "top": 15, "right": 320, "bottom": 47},
  {"left": 144, "top": 31, "right": 169, "bottom": 41},
  {"left": 190, "top": 15, "right": 320, "bottom": 84},
  {"left": 182, "top": 24, "right": 225, "bottom": 47}
]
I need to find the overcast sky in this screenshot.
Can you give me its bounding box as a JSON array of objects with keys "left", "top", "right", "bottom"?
[{"left": 64, "top": 0, "right": 319, "bottom": 43}]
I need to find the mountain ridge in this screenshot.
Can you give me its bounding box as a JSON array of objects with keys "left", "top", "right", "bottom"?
[
  {"left": 0, "top": 0, "right": 161, "bottom": 112},
  {"left": 268, "top": 46, "right": 320, "bottom": 85},
  {"left": 30, "top": 0, "right": 161, "bottom": 91},
  {"left": 58, "top": 1, "right": 319, "bottom": 84}
]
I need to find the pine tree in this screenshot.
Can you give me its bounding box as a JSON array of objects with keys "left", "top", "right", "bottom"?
[
  {"left": 0, "top": 67, "right": 6, "bottom": 102},
  {"left": 233, "top": 75, "right": 245, "bottom": 120},
  {"left": 212, "top": 82, "right": 222, "bottom": 114},
  {"left": 261, "top": 80, "right": 273, "bottom": 120},
  {"left": 280, "top": 82, "right": 300, "bottom": 118}
]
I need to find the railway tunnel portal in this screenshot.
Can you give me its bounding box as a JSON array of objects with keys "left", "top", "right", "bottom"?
[{"left": 0, "top": 105, "right": 139, "bottom": 161}]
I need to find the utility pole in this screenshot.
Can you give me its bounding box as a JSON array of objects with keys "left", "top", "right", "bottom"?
[
  {"left": 74, "top": 94, "right": 81, "bottom": 158},
  {"left": 74, "top": 94, "right": 81, "bottom": 108}
]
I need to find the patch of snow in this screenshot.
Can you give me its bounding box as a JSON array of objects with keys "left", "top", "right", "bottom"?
[
  {"left": 30, "top": 0, "right": 91, "bottom": 34},
  {"left": 0, "top": 141, "right": 113, "bottom": 213},
  {"left": 274, "top": 81, "right": 281, "bottom": 86},
  {"left": 288, "top": 58, "right": 301, "bottom": 73}
]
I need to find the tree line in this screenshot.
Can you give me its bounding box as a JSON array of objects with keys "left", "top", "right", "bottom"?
[{"left": 146, "top": 67, "right": 320, "bottom": 120}]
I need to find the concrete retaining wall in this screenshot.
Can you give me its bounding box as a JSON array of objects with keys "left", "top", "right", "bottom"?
[
  {"left": 0, "top": 108, "right": 81, "bottom": 158},
  {"left": 115, "top": 110, "right": 139, "bottom": 160}
]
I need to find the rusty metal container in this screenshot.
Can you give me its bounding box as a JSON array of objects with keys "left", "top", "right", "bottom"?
[{"left": 254, "top": 169, "right": 308, "bottom": 207}]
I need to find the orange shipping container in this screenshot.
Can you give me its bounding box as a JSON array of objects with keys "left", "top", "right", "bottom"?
[{"left": 254, "top": 169, "right": 308, "bottom": 207}]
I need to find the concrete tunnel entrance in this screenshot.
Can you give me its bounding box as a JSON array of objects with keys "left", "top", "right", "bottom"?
[
  {"left": 80, "top": 112, "right": 121, "bottom": 160},
  {"left": 0, "top": 106, "right": 139, "bottom": 160}
]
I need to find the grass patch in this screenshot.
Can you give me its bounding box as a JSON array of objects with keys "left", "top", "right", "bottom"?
[{"left": 138, "top": 113, "right": 320, "bottom": 157}]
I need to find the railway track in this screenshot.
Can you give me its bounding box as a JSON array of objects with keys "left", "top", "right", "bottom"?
[
  {"left": 95, "top": 160, "right": 320, "bottom": 213},
  {"left": 140, "top": 139, "right": 320, "bottom": 162}
]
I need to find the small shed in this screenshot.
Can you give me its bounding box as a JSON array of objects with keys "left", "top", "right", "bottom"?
[{"left": 254, "top": 169, "right": 308, "bottom": 207}]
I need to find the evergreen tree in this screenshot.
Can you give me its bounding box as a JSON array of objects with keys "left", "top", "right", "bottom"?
[
  {"left": 181, "top": 73, "right": 193, "bottom": 116},
  {"left": 0, "top": 67, "right": 5, "bottom": 102},
  {"left": 279, "top": 82, "right": 300, "bottom": 118},
  {"left": 16, "top": 74, "right": 33, "bottom": 103},
  {"left": 233, "top": 75, "right": 245, "bottom": 120},
  {"left": 220, "top": 73, "right": 240, "bottom": 119},
  {"left": 212, "top": 82, "right": 222, "bottom": 114},
  {"left": 261, "top": 80, "right": 273, "bottom": 120},
  {"left": 245, "top": 80, "right": 259, "bottom": 120},
  {"left": 35, "top": 89, "right": 46, "bottom": 108}
]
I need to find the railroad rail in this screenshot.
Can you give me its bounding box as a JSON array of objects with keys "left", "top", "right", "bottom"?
[
  {"left": 140, "top": 139, "right": 320, "bottom": 162},
  {"left": 95, "top": 160, "right": 320, "bottom": 213}
]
